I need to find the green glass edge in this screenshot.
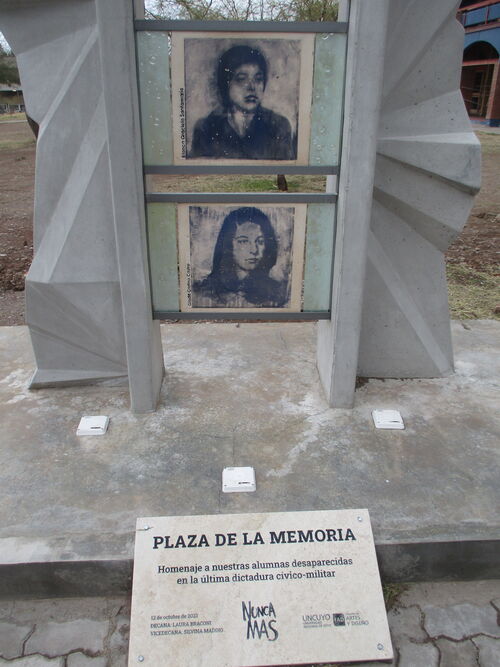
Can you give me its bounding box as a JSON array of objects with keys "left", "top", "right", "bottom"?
[
  {"left": 309, "top": 33, "right": 346, "bottom": 166},
  {"left": 137, "top": 31, "right": 173, "bottom": 166},
  {"left": 147, "top": 203, "right": 180, "bottom": 311},
  {"left": 303, "top": 203, "right": 336, "bottom": 311}
]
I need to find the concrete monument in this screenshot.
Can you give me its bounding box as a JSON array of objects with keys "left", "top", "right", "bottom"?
[
  {"left": 317, "top": 0, "right": 481, "bottom": 406},
  {"left": 0, "top": 0, "right": 480, "bottom": 412},
  {"left": 0, "top": 0, "right": 164, "bottom": 413}
]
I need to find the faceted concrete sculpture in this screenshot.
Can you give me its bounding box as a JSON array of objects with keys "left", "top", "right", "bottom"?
[
  {"left": 318, "top": 0, "right": 480, "bottom": 406},
  {"left": 360, "top": 0, "right": 481, "bottom": 378},
  {"left": 0, "top": 0, "right": 480, "bottom": 411},
  {"left": 0, "top": 0, "right": 164, "bottom": 412}
]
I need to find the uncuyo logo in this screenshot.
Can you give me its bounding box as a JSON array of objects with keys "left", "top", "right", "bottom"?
[
  {"left": 302, "top": 613, "right": 332, "bottom": 627},
  {"left": 241, "top": 600, "right": 279, "bottom": 641}
]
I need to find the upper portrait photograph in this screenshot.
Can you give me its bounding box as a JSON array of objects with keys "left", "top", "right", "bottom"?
[{"left": 171, "top": 33, "right": 314, "bottom": 164}]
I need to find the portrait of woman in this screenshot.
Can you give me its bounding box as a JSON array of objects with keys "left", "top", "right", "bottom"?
[
  {"left": 188, "top": 44, "right": 296, "bottom": 160},
  {"left": 192, "top": 207, "right": 290, "bottom": 308}
]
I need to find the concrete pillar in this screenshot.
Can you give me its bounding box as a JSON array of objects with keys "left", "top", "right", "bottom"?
[
  {"left": 95, "top": 0, "right": 164, "bottom": 412},
  {"left": 317, "top": 0, "right": 390, "bottom": 407},
  {"left": 0, "top": 0, "right": 164, "bottom": 412}
]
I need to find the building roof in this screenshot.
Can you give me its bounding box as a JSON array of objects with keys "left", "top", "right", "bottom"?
[{"left": 0, "top": 84, "right": 22, "bottom": 92}]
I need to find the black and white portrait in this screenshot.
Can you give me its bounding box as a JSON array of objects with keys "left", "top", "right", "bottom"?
[
  {"left": 178, "top": 204, "right": 306, "bottom": 311},
  {"left": 171, "top": 33, "right": 314, "bottom": 164}
]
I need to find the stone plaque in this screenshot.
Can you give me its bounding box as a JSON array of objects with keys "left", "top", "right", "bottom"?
[{"left": 128, "top": 509, "right": 393, "bottom": 666}]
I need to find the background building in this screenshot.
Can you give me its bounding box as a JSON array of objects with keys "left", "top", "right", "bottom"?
[
  {"left": 458, "top": 0, "right": 500, "bottom": 125},
  {"left": 0, "top": 83, "right": 23, "bottom": 112}
]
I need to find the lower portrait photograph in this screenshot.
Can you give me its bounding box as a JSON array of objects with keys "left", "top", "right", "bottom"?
[{"left": 178, "top": 204, "right": 306, "bottom": 312}]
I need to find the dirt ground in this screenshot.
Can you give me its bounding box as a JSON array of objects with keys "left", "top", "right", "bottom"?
[
  {"left": 0, "top": 117, "right": 498, "bottom": 325},
  {"left": 446, "top": 130, "right": 500, "bottom": 270},
  {"left": 0, "top": 118, "right": 35, "bottom": 324}
]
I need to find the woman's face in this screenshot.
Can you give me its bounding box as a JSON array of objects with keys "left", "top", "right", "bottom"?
[
  {"left": 232, "top": 222, "right": 265, "bottom": 273},
  {"left": 228, "top": 63, "right": 265, "bottom": 114}
]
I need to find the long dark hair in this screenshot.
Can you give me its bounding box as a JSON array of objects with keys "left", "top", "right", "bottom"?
[
  {"left": 217, "top": 45, "right": 268, "bottom": 109},
  {"left": 201, "top": 207, "right": 280, "bottom": 303}
]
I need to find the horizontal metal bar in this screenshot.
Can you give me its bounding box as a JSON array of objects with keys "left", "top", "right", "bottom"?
[
  {"left": 146, "top": 192, "right": 337, "bottom": 203},
  {"left": 154, "top": 311, "right": 331, "bottom": 321},
  {"left": 135, "top": 20, "right": 347, "bottom": 34},
  {"left": 145, "top": 165, "right": 338, "bottom": 175}
]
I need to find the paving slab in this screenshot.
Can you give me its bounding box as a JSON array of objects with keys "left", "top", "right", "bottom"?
[
  {"left": 0, "top": 582, "right": 498, "bottom": 667},
  {"left": 66, "top": 654, "right": 107, "bottom": 667},
  {"left": 0, "top": 621, "right": 33, "bottom": 660},
  {"left": 435, "top": 638, "right": 479, "bottom": 667},
  {"left": 473, "top": 635, "right": 500, "bottom": 667},
  {"left": 0, "top": 321, "right": 499, "bottom": 597},
  {"left": 24, "top": 620, "right": 108, "bottom": 658},
  {"left": 398, "top": 581, "right": 500, "bottom": 608},
  {"left": 0, "top": 596, "right": 129, "bottom": 666},
  {"left": 396, "top": 640, "right": 439, "bottom": 666},
  {"left": 386, "top": 605, "right": 426, "bottom": 642},
  {"left": 423, "top": 602, "right": 500, "bottom": 640},
  {"left": 0, "top": 657, "right": 64, "bottom": 666}
]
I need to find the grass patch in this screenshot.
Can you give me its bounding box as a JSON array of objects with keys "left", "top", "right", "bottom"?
[
  {"left": 0, "top": 138, "right": 35, "bottom": 151},
  {"left": 447, "top": 263, "right": 500, "bottom": 320},
  {"left": 476, "top": 131, "right": 500, "bottom": 154},
  {"left": 237, "top": 177, "right": 278, "bottom": 191},
  {"left": 234, "top": 175, "right": 326, "bottom": 192},
  {"left": 151, "top": 173, "right": 326, "bottom": 193},
  {"left": 383, "top": 582, "right": 407, "bottom": 610},
  {"left": 0, "top": 114, "right": 35, "bottom": 151},
  {"left": 0, "top": 112, "right": 27, "bottom": 123}
]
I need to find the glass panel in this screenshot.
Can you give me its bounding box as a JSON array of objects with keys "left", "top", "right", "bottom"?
[
  {"left": 137, "top": 32, "right": 173, "bottom": 166},
  {"left": 147, "top": 202, "right": 335, "bottom": 315},
  {"left": 303, "top": 203, "right": 336, "bottom": 311},
  {"left": 177, "top": 203, "right": 307, "bottom": 313},
  {"left": 147, "top": 203, "right": 179, "bottom": 311},
  {"left": 309, "top": 33, "right": 346, "bottom": 167}
]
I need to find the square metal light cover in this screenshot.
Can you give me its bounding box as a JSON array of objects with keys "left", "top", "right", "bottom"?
[
  {"left": 222, "top": 466, "right": 256, "bottom": 493},
  {"left": 372, "top": 410, "right": 405, "bottom": 430},
  {"left": 76, "top": 415, "right": 110, "bottom": 436}
]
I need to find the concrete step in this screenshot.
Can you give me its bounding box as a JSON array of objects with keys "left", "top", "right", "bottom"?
[{"left": 0, "top": 321, "right": 499, "bottom": 598}]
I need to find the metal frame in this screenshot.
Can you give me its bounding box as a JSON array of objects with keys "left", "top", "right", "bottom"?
[
  {"left": 146, "top": 193, "right": 337, "bottom": 203},
  {"left": 137, "top": 17, "right": 344, "bottom": 323},
  {"left": 134, "top": 20, "right": 348, "bottom": 33},
  {"left": 154, "top": 311, "right": 330, "bottom": 321},
  {"left": 145, "top": 165, "right": 338, "bottom": 175}
]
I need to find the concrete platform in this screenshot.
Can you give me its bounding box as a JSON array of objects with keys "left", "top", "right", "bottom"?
[{"left": 0, "top": 321, "right": 499, "bottom": 598}]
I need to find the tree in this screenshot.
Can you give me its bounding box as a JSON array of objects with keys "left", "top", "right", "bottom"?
[
  {"left": 0, "top": 43, "right": 20, "bottom": 84},
  {"left": 144, "top": 0, "right": 337, "bottom": 21},
  {"left": 275, "top": 0, "right": 338, "bottom": 21}
]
